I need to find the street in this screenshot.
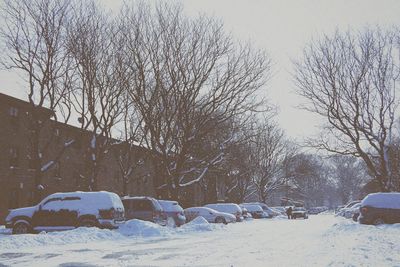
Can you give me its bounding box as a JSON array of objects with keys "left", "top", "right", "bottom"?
[{"left": 1, "top": 215, "right": 399, "bottom": 267}]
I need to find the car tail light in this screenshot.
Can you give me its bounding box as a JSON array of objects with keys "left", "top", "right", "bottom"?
[{"left": 361, "top": 207, "right": 368, "bottom": 214}]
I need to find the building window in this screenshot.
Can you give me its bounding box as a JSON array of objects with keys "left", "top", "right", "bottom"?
[
  {"left": 9, "top": 106, "right": 18, "bottom": 117},
  {"left": 9, "top": 147, "right": 19, "bottom": 167}
]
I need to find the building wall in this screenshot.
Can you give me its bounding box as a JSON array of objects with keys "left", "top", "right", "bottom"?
[{"left": 0, "top": 93, "right": 155, "bottom": 223}]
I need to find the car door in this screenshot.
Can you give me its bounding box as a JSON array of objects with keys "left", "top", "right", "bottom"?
[
  {"left": 199, "top": 209, "right": 214, "bottom": 222},
  {"left": 32, "top": 197, "right": 63, "bottom": 231}
]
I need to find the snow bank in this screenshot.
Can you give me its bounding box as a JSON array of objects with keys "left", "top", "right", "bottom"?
[
  {"left": 0, "top": 227, "right": 123, "bottom": 250},
  {"left": 0, "top": 218, "right": 222, "bottom": 250},
  {"left": 178, "top": 216, "right": 215, "bottom": 233},
  {"left": 118, "top": 219, "right": 172, "bottom": 237}
]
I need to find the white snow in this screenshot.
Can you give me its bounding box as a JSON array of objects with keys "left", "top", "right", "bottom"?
[
  {"left": 158, "top": 200, "right": 184, "bottom": 212},
  {"left": 361, "top": 192, "right": 400, "bottom": 209},
  {"left": 0, "top": 215, "right": 399, "bottom": 266},
  {"left": 40, "top": 161, "right": 54, "bottom": 172},
  {"left": 38, "top": 191, "right": 124, "bottom": 215}
]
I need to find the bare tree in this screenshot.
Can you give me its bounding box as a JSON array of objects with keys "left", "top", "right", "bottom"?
[
  {"left": 66, "top": 1, "right": 125, "bottom": 190},
  {"left": 328, "top": 155, "right": 368, "bottom": 203},
  {"left": 250, "top": 121, "right": 288, "bottom": 203},
  {"left": 120, "top": 2, "right": 271, "bottom": 200},
  {"left": 1, "top": 0, "right": 74, "bottom": 202},
  {"left": 294, "top": 28, "right": 400, "bottom": 192},
  {"left": 288, "top": 154, "right": 329, "bottom": 207}
]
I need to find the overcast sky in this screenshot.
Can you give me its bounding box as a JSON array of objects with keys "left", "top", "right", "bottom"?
[{"left": 1, "top": 0, "right": 400, "bottom": 140}]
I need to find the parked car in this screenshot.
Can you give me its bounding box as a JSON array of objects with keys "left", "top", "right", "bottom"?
[
  {"left": 158, "top": 200, "right": 186, "bottom": 227},
  {"left": 239, "top": 204, "right": 267, "bottom": 219},
  {"left": 270, "top": 206, "right": 287, "bottom": 215},
  {"left": 291, "top": 207, "right": 308, "bottom": 219},
  {"left": 204, "top": 203, "right": 244, "bottom": 222},
  {"left": 5, "top": 191, "right": 125, "bottom": 234},
  {"left": 240, "top": 207, "right": 253, "bottom": 219},
  {"left": 337, "top": 202, "right": 361, "bottom": 219},
  {"left": 241, "top": 202, "right": 276, "bottom": 218},
  {"left": 308, "top": 206, "right": 328, "bottom": 215},
  {"left": 350, "top": 203, "right": 362, "bottom": 221},
  {"left": 121, "top": 196, "right": 167, "bottom": 226},
  {"left": 336, "top": 200, "right": 360, "bottom": 215},
  {"left": 184, "top": 207, "right": 236, "bottom": 224},
  {"left": 358, "top": 193, "right": 400, "bottom": 225}
]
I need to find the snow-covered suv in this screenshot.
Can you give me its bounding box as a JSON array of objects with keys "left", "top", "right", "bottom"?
[
  {"left": 5, "top": 191, "right": 125, "bottom": 234},
  {"left": 358, "top": 192, "right": 400, "bottom": 225}
]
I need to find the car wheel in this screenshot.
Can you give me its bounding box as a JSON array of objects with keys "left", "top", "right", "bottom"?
[
  {"left": 12, "top": 222, "right": 31, "bottom": 234},
  {"left": 372, "top": 218, "right": 385, "bottom": 225},
  {"left": 215, "top": 217, "right": 226, "bottom": 224},
  {"left": 79, "top": 218, "right": 98, "bottom": 228}
]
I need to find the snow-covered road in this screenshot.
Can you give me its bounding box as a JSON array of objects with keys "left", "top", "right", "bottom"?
[{"left": 1, "top": 215, "right": 399, "bottom": 267}]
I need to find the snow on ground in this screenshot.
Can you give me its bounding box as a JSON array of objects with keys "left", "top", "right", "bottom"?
[{"left": 0, "top": 215, "right": 399, "bottom": 267}]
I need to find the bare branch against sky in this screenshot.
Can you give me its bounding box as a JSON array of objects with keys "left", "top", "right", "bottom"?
[{"left": 1, "top": 0, "right": 400, "bottom": 140}]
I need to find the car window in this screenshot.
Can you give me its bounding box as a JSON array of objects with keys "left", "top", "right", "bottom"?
[
  {"left": 41, "top": 198, "right": 63, "bottom": 210},
  {"left": 64, "top": 197, "right": 81, "bottom": 201},
  {"left": 138, "top": 200, "right": 152, "bottom": 211},
  {"left": 42, "top": 197, "right": 62, "bottom": 207},
  {"left": 152, "top": 200, "right": 163, "bottom": 211}
]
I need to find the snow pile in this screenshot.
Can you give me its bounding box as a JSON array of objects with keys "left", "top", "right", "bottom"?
[
  {"left": 0, "top": 225, "right": 9, "bottom": 233},
  {"left": 118, "top": 219, "right": 172, "bottom": 237},
  {"left": 0, "top": 217, "right": 224, "bottom": 250},
  {"left": 178, "top": 216, "right": 216, "bottom": 233},
  {"left": 0, "top": 227, "right": 123, "bottom": 250}
]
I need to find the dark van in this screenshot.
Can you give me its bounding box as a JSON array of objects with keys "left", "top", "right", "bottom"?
[
  {"left": 121, "top": 196, "right": 167, "bottom": 226},
  {"left": 358, "top": 192, "right": 400, "bottom": 225}
]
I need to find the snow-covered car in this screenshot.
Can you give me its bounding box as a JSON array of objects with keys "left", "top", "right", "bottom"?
[
  {"left": 292, "top": 207, "right": 308, "bottom": 219},
  {"left": 336, "top": 200, "right": 360, "bottom": 215},
  {"left": 308, "top": 206, "right": 329, "bottom": 215},
  {"left": 270, "top": 206, "right": 287, "bottom": 215},
  {"left": 121, "top": 196, "right": 167, "bottom": 226},
  {"left": 241, "top": 202, "right": 276, "bottom": 218},
  {"left": 5, "top": 191, "right": 125, "bottom": 234},
  {"left": 158, "top": 200, "right": 186, "bottom": 227},
  {"left": 358, "top": 193, "right": 400, "bottom": 225},
  {"left": 337, "top": 203, "right": 361, "bottom": 219},
  {"left": 239, "top": 206, "right": 252, "bottom": 219},
  {"left": 204, "top": 203, "right": 244, "bottom": 222},
  {"left": 184, "top": 207, "right": 236, "bottom": 224},
  {"left": 239, "top": 204, "right": 267, "bottom": 219}
]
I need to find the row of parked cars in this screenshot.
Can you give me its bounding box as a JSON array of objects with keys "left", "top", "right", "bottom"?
[
  {"left": 4, "top": 191, "right": 287, "bottom": 234},
  {"left": 335, "top": 192, "right": 400, "bottom": 225}
]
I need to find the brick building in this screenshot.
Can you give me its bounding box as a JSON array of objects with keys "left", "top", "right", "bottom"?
[{"left": 0, "top": 93, "right": 155, "bottom": 223}]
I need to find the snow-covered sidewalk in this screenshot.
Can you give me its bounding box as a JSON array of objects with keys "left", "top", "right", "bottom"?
[{"left": 0, "top": 215, "right": 399, "bottom": 266}]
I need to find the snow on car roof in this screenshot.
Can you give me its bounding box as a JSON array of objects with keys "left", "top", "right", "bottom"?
[
  {"left": 361, "top": 193, "right": 400, "bottom": 209},
  {"left": 38, "top": 191, "right": 124, "bottom": 215},
  {"left": 240, "top": 204, "right": 263, "bottom": 212},
  {"left": 185, "top": 207, "right": 215, "bottom": 212},
  {"left": 204, "top": 203, "right": 241, "bottom": 213},
  {"left": 158, "top": 200, "right": 184, "bottom": 212}
]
